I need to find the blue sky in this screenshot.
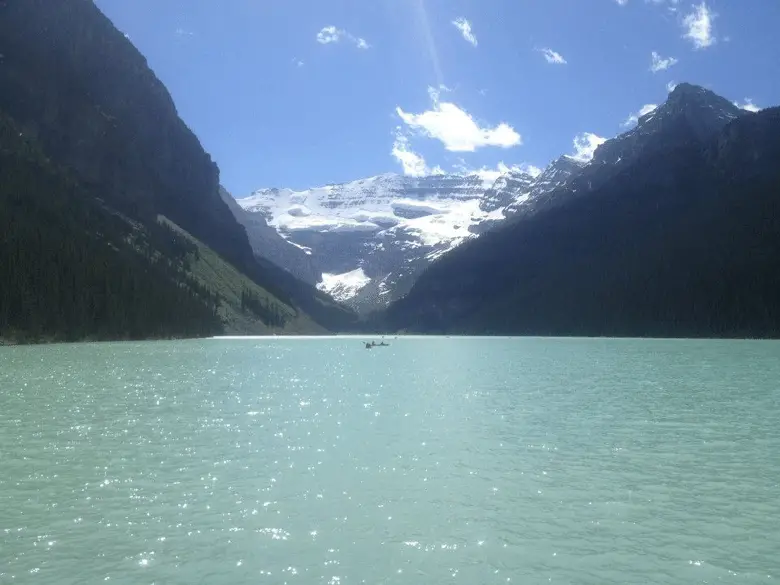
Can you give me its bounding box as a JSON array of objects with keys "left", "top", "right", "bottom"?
[{"left": 95, "top": 0, "right": 780, "bottom": 195}]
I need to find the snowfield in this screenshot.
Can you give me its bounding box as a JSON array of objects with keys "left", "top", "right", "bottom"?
[{"left": 235, "top": 161, "right": 584, "bottom": 310}]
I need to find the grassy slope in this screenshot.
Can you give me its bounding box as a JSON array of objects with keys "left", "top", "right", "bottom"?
[{"left": 159, "top": 217, "right": 327, "bottom": 336}]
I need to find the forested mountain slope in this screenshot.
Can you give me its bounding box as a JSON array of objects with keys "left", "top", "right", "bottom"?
[
  {"left": 0, "top": 0, "right": 355, "bottom": 341},
  {"left": 0, "top": 114, "right": 225, "bottom": 341}
]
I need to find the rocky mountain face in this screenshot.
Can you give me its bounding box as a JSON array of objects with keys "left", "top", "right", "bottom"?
[
  {"left": 235, "top": 173, "right": 498, "bottom": 311},
  {"left": 559, "top": 84, "right": 747, "bottom": 203},
  {"left": 0, "top": 0, "right": 355, "bottom": 339},
  {"left": 593, "top": 83, "right": 745, "bottom": 166},
  {"left": 234, "top": 161, "right": 585, "bottom": 313},
  {"left": 482, "top": 156, "right": 585, "bottom": 213},
  {"left": 219, "top": 187, "right": 322, "bottom": 285},
  {"left": 0, "top": 0, "right": 248, "bottom": 268},
  {"left": 473, "top": 156, "right": 585, "bottom": 234},
  {"left": 380, "top": 86, "right": 780, "bottom": 338}
]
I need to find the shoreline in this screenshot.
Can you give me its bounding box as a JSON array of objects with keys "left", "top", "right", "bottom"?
[{"left": 4, "top": 334, "right": 780, "bottom": 348}]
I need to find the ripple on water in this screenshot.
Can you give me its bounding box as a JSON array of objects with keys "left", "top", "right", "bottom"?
[{"left": 0, "top": 338, "right": 779, "bottom": 584}]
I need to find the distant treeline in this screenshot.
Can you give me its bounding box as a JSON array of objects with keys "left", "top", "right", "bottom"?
[{"left": 240, "top": 289, "right": 288, "bottom": 328}]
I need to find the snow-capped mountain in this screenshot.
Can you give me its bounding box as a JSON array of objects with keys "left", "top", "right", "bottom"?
[
  {"left": 218, "top": 186, "right": 321, "bottom": 285},
  {"left": 473, "top": 156, "right": 586, "bottom": 234},
  {"left": 224, "top": 83, "right": 748, "bottom": 315},
  {"left": 482, "top": 156, "right": 584, "bottom": 213},
  {"left": 232, "top": 163, "right": 585, "bottom": 312},
  {"left": 235, "top": 173, "right": 499, "bottom": 310}
]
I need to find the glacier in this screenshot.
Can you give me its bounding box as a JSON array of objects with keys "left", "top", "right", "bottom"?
[{"left": 233, "top": 160, "right": 585, "bottom": 312}]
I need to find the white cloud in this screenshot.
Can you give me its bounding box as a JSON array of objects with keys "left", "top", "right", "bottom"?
[
  {"left": 666, "top": 80, "right": 678, "bottom": 92},
  {"left": 647, "top": 0, "right": 681, "bottom": 9},
  {"left": 174, "top": 28, "right": 195, "bottom": 38},
  {"left": 396, "top": 87, "right": 521, "bottom": 152},
  {"left": 510, "top": 162, "right": 544, "bottom": 178},
  {"left": 391, "top": 134, "right": 443, "bottom": 177},
  {"left": 650, "top": 51, "right": 678, "bottom": 73},
  {"left": 316, "top": 25, "right": 370, "bottom": 49},
  {"left": 615, "top": 0, "right": 628, "bottom": 5},
  {"left": 682, "top": 3, "right": 716, "bottom": 49},
  {"left": 734, "top": 98, "right": 761, "bottom": 113},
  {"left": 292, "top": 58, "right": 304, "bottom": 67},
  {"left": 427, "top": 85, "right": 451, "bottom": 101},
  {"left": 621, "top": 103, "right": 658, "bottom": 127},
  {"left": 540, "top": 48, "right": 567, "bottom": 64},
  {"left": 452, "top": 17, "right": 478, "bottom": 47},
  {"left": 317, "top": 26, "right": 341, "bottom": 44},
  {"left": 447, "top": 161, "right": 543, "bottom": 188},
  {"left": 478, "top": 162, "right": 543, "bottom": 182},
  {"left": 570, "top": 133, "right": 607, "bottom": 163}
]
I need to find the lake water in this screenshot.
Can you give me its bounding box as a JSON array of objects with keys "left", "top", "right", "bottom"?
[{"left": 1, "top": 337, "right": 779, "bottom": 584}]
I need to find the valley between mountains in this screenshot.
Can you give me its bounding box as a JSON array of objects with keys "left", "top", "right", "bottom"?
[
  {"left": 227, "top": 83, "right": 780, "bottom": 339},
  {"left": 229, "top": 156, "right": 583, "bottom": 313}
]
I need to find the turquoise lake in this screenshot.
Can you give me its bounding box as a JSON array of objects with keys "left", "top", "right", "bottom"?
[{"left": 1, "top": 337, "right": 778, "bottom": 584}]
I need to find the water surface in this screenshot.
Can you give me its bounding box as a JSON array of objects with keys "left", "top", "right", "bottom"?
[{"left": 1, "top": 337, "right": 779, "bottom": 584}]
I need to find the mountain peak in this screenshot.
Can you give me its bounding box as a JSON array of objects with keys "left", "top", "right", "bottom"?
[
  {"left": 668, "top": 82, "right": 708, "bottom": 97},
  {"left": 664, "top": 83, "right": 743, "bottom": 117},
  {"left": 553, "top": 155, "right": 587, "bottom": 171},
  {"left": 592, "top": 84, "right": 745, "bottom": 166}
]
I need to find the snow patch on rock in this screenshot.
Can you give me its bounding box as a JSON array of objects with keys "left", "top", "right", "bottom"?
[{"left": 317, "top": 267, "right": 372, "bottom": 302}]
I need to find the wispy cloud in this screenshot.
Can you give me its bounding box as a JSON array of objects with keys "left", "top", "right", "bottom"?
[
  {"left": 396, "top": 86, "right": 521, "bottom": 152},
  {"left": 292, "top": 58, "right": 304, "bottom": 68},
  {"left": 622, "top": 104, "right": 658, "bottom": 127},
  {"left": 174, "top": 28, "right": 195, "bottom": 38},
  {"left": 469, "top": 162, "right": 543, "bottom": 187},
  {"left": 448, "top": 161, "right": 545, "bottom": 189},
  {"left": 666, "top": 80, "right": 678, "bottom": 92},
  {"left": 682, "top": 3, "right": 716, "bottom": 49},
  {"left": 734, "top": 98, "right": 761, "bottom": 113},
  {"left": 648, "top": 0, "right": 681, "bottom": 8},
  {"left": 569, "top": 133, "right": 606, "bottom": 163},
  {"left": 511, "top": 162, "right": 543, "bottom": 178},
  {"left": 665, "top": 0, "right": 681, "bottom": 13},
  {"left": 316, "top": 26, "right": 370, "bottom": 49},
  {"left": 616, "top": 0, "right": 681, "bottom": 9},
  {"left": 540, "top": 48, "right": 567, "bottom": 65},
  {"left": 316, "top": 26, "right": 342, "bottom": 44},
  {"left": 650, "top": 51, "right": 678, "bottom": 73},
  {"left": 391, "top": 134, "right": 442, "bottom": 177},
  {"left": 452, "top": 17, "right": 478, "bottom": 47}
]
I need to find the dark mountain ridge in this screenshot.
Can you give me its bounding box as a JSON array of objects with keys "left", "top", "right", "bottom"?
[
  {"left": 0, "top": 0, "right": 356, "bottom": 340},
  {"left": 381, "top": 87, "right": 780, "bottom": 338},
  {"left": 0, "top": 112, "right": 225, "bottom": 341},
  {"left": 0, "top": 0, "right": 247, "bottom": 264}
]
